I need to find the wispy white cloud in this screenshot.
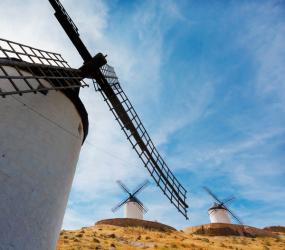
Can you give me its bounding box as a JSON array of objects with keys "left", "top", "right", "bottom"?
[
  {"left": 153, "top": 80, "right": 214, "bottom": 146},
  {"left": 235, "top": 2, "right": 285, "bottom": 107},
  {"left": 195, "top": 128, "right": 284, "bottom": 167}
]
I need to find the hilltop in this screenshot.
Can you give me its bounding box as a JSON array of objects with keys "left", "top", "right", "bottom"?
[{"left": 56, "top": 219, "right": 285, "bottom": 250}]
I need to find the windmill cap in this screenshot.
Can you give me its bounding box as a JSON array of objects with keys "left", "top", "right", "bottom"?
[
  {"left": 79, "top": 53, "right": 107, "bottom": 78},
  {"left": 208, "top": 204, "right": 226, "bottom": 211},
  {"left": 128, "top": 197, "right": 138, "bottom": 202}
]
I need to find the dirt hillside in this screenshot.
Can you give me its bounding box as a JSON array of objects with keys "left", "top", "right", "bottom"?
[
  {"left": 264, "top": 226, "right": 285, "bottom": 233},
  {"left": 57, "top": 222, "right": 285, "bottom": 250},
  {"left": 95, "top": 218, "right": 175, "bottom": 232},
  {"left": 184, "top": 223, "right": 274, "bottom": 237}
]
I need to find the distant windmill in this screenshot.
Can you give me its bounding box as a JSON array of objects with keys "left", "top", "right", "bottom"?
[
  {"left": 112, "top": 180, "right": 150, "bottom": 220},
  {"left": 203, "top": 187, "right": 242, "bottom": 224}
]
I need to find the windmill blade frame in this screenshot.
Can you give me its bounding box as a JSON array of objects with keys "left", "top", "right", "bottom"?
[
  {"left": 132, "top": 198, "right": 145, "bottom": 213},
  {"left": 225, "top": 206, "right": 243, "bottom": 225},
  {"left": 209, "top": 208, "right": 217, "bottom": 215},
  {"left": 132, "top": 180, "right": 150, "bottom": 197},
  {"left": 48, "top": 0, "right": 189, "bottom": 219},
  {"left": 0, "top": 37, "right": 71, "bottom": 68},
  {"left": 111, "top": 196, "right": 130, "bottom": 213},
  {"left": 203, "top": 186, "right": 223, "bottom": 204},
  {"left": 133, "top": 196, "right": 148, "bottom": 214},
  {"left": 221, "top": 196, "right": 236, "bottom": 206},
  {"left": 116, "top": 180, "right": 131, "bottom": 195}
]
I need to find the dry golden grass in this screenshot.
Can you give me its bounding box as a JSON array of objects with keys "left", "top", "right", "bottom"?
[{"left": 57, "top": 224, "right": 285, "bottom": 250}]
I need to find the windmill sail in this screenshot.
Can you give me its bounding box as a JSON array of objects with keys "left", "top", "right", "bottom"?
[
  {"left": 134, "top": 197, "right": 148, "bottom": 214},
  {"left": 96, "top": 65, "right": 188, "bottom": 218},
  {"left": 47, "top": 0, "right": 189, "bottom": 219},
  {"left": 132, "top": 180, "right": 150, "bottom": 197},
  {"left": 117, "top": 180, "right": 132, "bottom": 195},
  {"left": 226, "top": 207, "right": 243, "bottom": 225},
  {"left": 203, "top": 186, "right": 223, "bottom": 204},
  {"left": 111, "top": 197, "right": 130, "bottom": 213},
  {"left": 0, "top": 38, "right": 87, "bottom": 97}
]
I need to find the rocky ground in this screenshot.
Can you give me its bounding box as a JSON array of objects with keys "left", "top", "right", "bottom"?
[{"left": 56, "top": 221, "right": 285, "bottom": 250}]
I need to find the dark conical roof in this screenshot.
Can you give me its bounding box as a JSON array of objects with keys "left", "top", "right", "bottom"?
[
  {"left": 128, "top": 196, "right": 139, "bottom": 203},
  {"left": 208, "top": 202, "right": 227, "bottom": 211}
]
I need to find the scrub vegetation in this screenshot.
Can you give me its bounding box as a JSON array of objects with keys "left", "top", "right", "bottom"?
[{"left": 57, "top": 224, "right": 285, "bottom": 250}]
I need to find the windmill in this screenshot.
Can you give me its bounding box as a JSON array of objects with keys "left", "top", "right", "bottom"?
[
  {"left": 0, "top": 0, "right": 188, "bottom": 249},
  {"left": 204, "top": 187, "right": 242, "bottom": 225},
  {"left": 112, "top": 180, "right": 150, "bottom": 220}
]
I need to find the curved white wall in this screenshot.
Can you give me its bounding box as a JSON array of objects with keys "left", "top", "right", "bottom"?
[
  {"left": 209, "top": 208, "right": 231, "bottom": 224},
  {"left": 0, "top": 66, "right": 85, "bottom": 250},
  {"left": 124, "top": 201, "right": 143, "bottom": 220}
]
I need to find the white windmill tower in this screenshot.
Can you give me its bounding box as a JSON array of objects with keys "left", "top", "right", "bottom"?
[
  {"left": 204, "top": 187, "right": 242, "bottom": 224},
  {"left": 0, "top": 38, "right": 89, "bottom": 249},
  {"left": 0, "top": 39, "right": 88, "bottom": 249},
  {"left": 112, "top": 180, "right": 150, "bottom": 220}
]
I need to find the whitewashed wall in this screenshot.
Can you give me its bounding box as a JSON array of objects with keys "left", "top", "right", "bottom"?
[
  {"left": 124, "top": 201, "right": 143, "bottom": 220},
  {"left": 209, "top": 208, "right": 231, "bottom": 224},
  {"left": 0, "top": 66, "right": 85, "bottom": 250}
]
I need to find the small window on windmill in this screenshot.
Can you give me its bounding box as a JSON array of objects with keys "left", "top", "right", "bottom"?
[{"left": 78, "top": 123, "right": 83, "bottom": 136}]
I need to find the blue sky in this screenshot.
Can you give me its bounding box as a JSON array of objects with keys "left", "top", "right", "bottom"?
[{"left": 1, "top": 0, "right": 284, "bottom": 229}]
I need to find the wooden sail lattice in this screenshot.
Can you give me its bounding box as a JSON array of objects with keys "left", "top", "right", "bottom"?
[
  {"left": 95, "top": 64, "right": 189, "bottom": 218},
  {"left": 0, "top": 38, "right": 87, "bottom": 97}
]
